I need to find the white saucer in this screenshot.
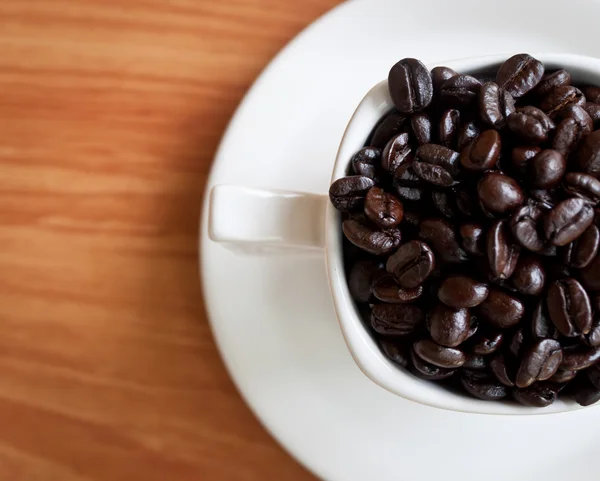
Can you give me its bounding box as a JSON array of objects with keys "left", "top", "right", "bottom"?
[{"left": 201, "top": 1, "right": 600, "bottom": 479}]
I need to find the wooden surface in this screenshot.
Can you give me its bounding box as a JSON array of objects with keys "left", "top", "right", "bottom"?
[{"left": 0, "top": 1, "right": 343, "bottom": 479}]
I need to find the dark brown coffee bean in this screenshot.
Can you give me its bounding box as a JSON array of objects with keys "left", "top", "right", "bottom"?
[
  {"left": 584, "top": 103, "right": 600, "bottom": 129},
  {"left": 413, "top": 144, "right": 460, "bottom": 187},
  {"left": 441, "top": 75, "right": 482, "bottom": 107},
  {"left": 508, "top": 328, "right": 526, "bottom": 357},
  {"left": 540, "top": 85, "right": 586, "bottom": 118},
  {"left": 549, "top": 369, "right": 577, "bottom": 384},
  {"left": 511, "top": 146, "right": 541, "bottom": 173},
  {"left": 389, "top": 58, "right": 433, "bottom": 114},
  {"left": 431, "top": 66, "right": 458, "bottom": 98},
  {"left": 490, "top": 354, "right": 515, "bottom": 387},
  {"left": 512, "top": 383, "right": 558, "bottom": 407},
  {"left": 410, "top": 348, "right": 456, "bottom": 380},
  {"left": 329, "top": 176, "right": 376, "bottom": 212},
  {"left": 547, "top": 278, "right": 592, "bottom": 337},
  {"left": 478, "top": 287, "right": 525, "bottom": 328},
  {"left": 535, "top": 69, "right": 572, "bottom": 98},
  {"left": 386, "top": 240, "right": 435, "bottom": 288},
  {"left": 573, "top": 376, "right": 600, "bottom": 407},
  {"left": 583, "top": 87, "right": 600, "bottom": 103},
  {"left": 456, "top": 120, "right": 481, "bottom": 151},
  {"left": 587, "top": 363, "right": 600, "bottom": 389},
  {"left": 563, "top": 172, "right": 600, "bottom": 204},
  {"left": 351, "top": 147, "right": 381, "bottom": 180},
  {"left": 431, "top": 190, "right": 457, "bottom": 219},
  {"left": 348, "top": 260, "right": 384, "bottom": 303},
  {"left": 580, "top": 250, "right": 600, "bottom": 291},
  {"left": 364, "top": 187, "right": 404, "bottom": 229},
  {"left": 576, "top": 130, "right": 600, "bottom": 178},
  {"left": 568, "top": 224, "right": 600, "bottom": 268},
  {"left": 382, "top": 132, "right": 412, "bottom": 174},
  {"left": 371, "top": 304, "right": 424, "bottom": 336},
  {"left": 553, "top": 119, "right": 585, "bottom": 157},
  {"left": 560, "top": 344, "right": 600, "bottom": 370},
  {"left": 511, "top": 255, "right": 545, "bottom": 296},
  {"left": 555, "top": 104, "right": 593, "bottom": 131},
  {"left": 413, "top": 339, "right": 466, "bottom": 368},
  {"left": 438, "top": 109, "right": 460, "bottom": 148},
  {"left": 460, "top": 130, "right": 501, "bottom": 171},
  {"left": 379, "top": 339, "right": 409, "bottom": 368},
  {"left": 459, "top": 223, "right": 485, "bottom": 256},
  {"left": 438, "top": 276, "right": 489, "bottom": 309},
  {"left": 531, "top": 300, "right": 559, "bottom": 340},
  {"left": 469, "top": 329, "right": 503, "bottom": 355},
  {"left": 478, "top": 172, "right": 525, "bottom": 215},
  {"left": 479, "top": 82, "right": 516, "bottom": 128},
  {"left": 515, "top": 339, "right": 563, "bottom": 388},
  {"left": 496, "top": 54, "right": 544, "bottom": 98},
  {"left": 510, "top": 203, "right": 546, "bottom": 252},
  {"left": 487, "top": 220, "right": 520, "bottom": 280},
  {"left": 463, "top": 354, "right": 488, "bottom": 370},
  {"left": 454, "top": 186, "right": 481, "bottom": 218},
  {"left": 370, "top": 111, "right": 406, "bottom": 149},
  {"left": 342, "top": 219, "right": 402, "bottom": 256},
  {"left": 461, "top": 370, "right": 508, "bottom": 400},
  {"left": 507, "top": 106, "right": 555, "bottom": 144},
  {"left": 427, "top": 303, "right": 471, "bottom": 347},
  {"left": 410, "top": 112, "right": 434, "bottom": 145},
  {"left": 419, "top": 218, "right": 468, "bottom": 263},
  {"left": 528, "top": 150, "right": 566, "bottom": 189},
  {"left": 544, "top": 197, "right": 594, "bottom": 246},
  {"left": 372, "top": 275, "right": 423, "bottom": 304},
  {"left": 393, "top": 165, "right": 425, "bottom": 202}
]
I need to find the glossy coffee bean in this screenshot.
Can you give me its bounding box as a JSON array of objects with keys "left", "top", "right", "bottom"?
[
  {"left": 487, "top": 220, "right": 520, "bottom": 280},
  {"left": 431, "top": 66, "right": 458, "bottom": 98},
  {"left": 583, "top": 86, "right": 600, "bottom": 103},
  {"left": 573, "top": 377, "right": 600, "bottom": 407},
  {"left": 528, "top": 149, "right": 566, "bottom": 189},
  {"left": 560, "top": 345, "right": 600, "bottom": 370},
  {"left": 544, "top": 197, "right": 594, "bottom": 246},
  {"left": 351, "top": 147, "right": 381, "bottom": 180},
  {"left": 463, "top": 354, "right": 488, "bottom": 370},
  {"left": 427, "top": 303, "right": 471, "bottom": 347},
  {"left": 393, "top": 165, "right": 425, "bottom": 202},
  {"left": 372, "top": 275, "right": 423, "bottom": 304},
  {"left": 580, "top": 251, "right": 600, "bottom": 291},
  {"left": 431, "top": 190, "right": 457, "bottom": 219},
  {"left": 389, "top": 58, "right": 433, "bottom": 114},
  {"left": 382, "top": 132, "right": 412, "bottom": 174},
  {"left": 410, "top": 112, "right": 434, "bottom": 145},
  {"left": 478, "top": 172, "right": 525, "bottom": 215},
  {"left": 547, "top": 278, "right": 592, "bottom": 337},
  {"left": 370, "top": 304, "right": 424, "bottom": 336},
  {"left": 441, "top": 74, "right": 482, "bottom": 107},
  {"left": 364, "top": 186, "right": 404, "bottom": 229},
  {"left": 413, "top": 339, "right": 466, "bottom": 368},
  {"left": 511, "top": 146, "right": 541, "bottom": 173},
  {"left": 419, "top": 218, "right": 468, "bottom": 263},
  {"left": 329, "top": 176, "right": 375, "bottom": 212},
  {"left": 535, "top": 69, "right": 572, "bottom": 98},
  {"left": 370, "top": 111, "right": 406, "bottom": 149},
  {"left": 460, "top": 370, "right": 508, "bottom": 400},
  {"left": 438, "top": 276, "right": 489, "bottom": 309},
  {"left": 568, "top": 224, "right": 600, "bottom": 268},
  {"left": 511, "top": 255, "right": 545, "bottom": 296},
  {"left": 456, "top": 120, "right": 481, "bottom": 151},
  {"left": 512, "top": 383, "right": 558, "bottom": 407},
  {"left": 584, "top": 103, "right": 600, "bottom": 129},
  {"left": 515, "top": 339, "right": 563, "bottom": 388},
  {"left": 438, "top": 109, "right": 460, "bottom": 148},
  {"left": 563, "top": 172, "right": 600, "bottom": 204},
  {"left": 508, "top": 328, "right": 526, "bottom": 357},
  {"left": 342, "top": 219, "right": 402, "bottom": 256},
  {"left": 409, "top": 348, "right": 456, "bottom": 380},
  {"left": 347, "top": 259, "right": 384, "bottom": 303},
  {"left": 460, "top": 129, "right": 501, "bottom": 171},
  {"left": 413, "top": 144, "right": 460, "bottom": 187},
  {"left": 510, "top": 203, "right": 545, "bottom": 252},
  {"left": 549, "top": 369, "right": 577, "bottom": 384},
  {"left": 386, "top": 240, "right": 435, "bottom": 288},
  {"left": 553, "top": 118, "right": 587, "bottom": 157},
  {"left": 479, "top": 82, "right": 516, "bottom": 128},
  {"left": 379, "top": 339, "right": 409, "bottom": 368},
  {"left": 507, "top": 106, "right": 555, "bottom": 144},
  {"left": 539, "top": 85, "right": 586, "bottom": 118},
  {"left": 490, "top": 354, "right": 515, "bottom": 387},
  {"left": 469, "top": 329, "right": 503, "bottom": 355},
  {"left": 587, "top": 363, "right": 600, "bottom": 389},
  {"left": 555, "top": 104, "right": 593, "bottom": 131},
  {"left": 478, "top": 287, "right": 525, "bottom": 328},
  {"left": 459, "top": 223, "right": 485, "bottom": 256},
  {"left": 576, "top": 130, "right": 600, "bottom": 177},
  {"left": 496, "top": 53, "right": 544, "bottom": 98},
  {"left": 531, "top": 300, "right": 559, "bottom": 340}
]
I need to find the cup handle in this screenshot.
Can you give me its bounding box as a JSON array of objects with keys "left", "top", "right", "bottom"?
[{"left": 208, "top": 185, "right": 327, "bottom": 254}]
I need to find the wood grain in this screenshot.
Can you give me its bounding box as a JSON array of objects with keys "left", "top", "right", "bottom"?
[{"left": 0, "top": 1, "right": 343, "bottom": 479}]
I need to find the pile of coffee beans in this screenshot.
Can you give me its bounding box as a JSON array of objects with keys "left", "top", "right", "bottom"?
[{"left": 330, "top": 54, "right": 600, "bottom": 407}]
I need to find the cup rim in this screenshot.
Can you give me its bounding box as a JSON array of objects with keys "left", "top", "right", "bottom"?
[{"left": 325, "top": 52, "right": 600, "bottom": 415}]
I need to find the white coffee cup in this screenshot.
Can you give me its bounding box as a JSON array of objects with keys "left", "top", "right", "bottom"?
[{"left": 209, "top": 53, "right": 600, "bottom": 414}]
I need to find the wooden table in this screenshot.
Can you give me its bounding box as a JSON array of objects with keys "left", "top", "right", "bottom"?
[{"left": 0, "top": 1, "right": 343, "bottom": 479}]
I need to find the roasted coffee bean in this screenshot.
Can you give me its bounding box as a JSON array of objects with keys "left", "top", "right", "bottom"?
[
  {"left": 535, "top": 69, "right": 572, "bottom": 98},
  {"left": 364, "top": 186, "right": 404, "bottom": 229},
  {"left": 509, "top": 328, "right": 526, "bottom": 357},
  {"left": 413, "top": 144, "right": 460, "bottom": 187},
  {"left": 459, "top": 223, "right": 485, "bottom": 256},
  {"left": 393, "top": 165, "right": 425, "bottom": 202},
  {"left": 351, "top": 147, "right": 381, "bottom": 180},
  {"left": 342, "top": 219, "right": 402, "bottom": 255},
  {"left": 431, "top": 66, "right": 458, "bottom": 98},
  {"left": 573, "top": 377, "right": 600, "bottom": 406},
  {"left": 419, "top": 218, "right": 468, "bottom": 263},
  {"left": 348, "top": 260, "right": 384, "bottom": 303},
  {"left": 530, "top": 189, "right": 556, "bottom": 210},
  {"left": 540, "top": 85, "right": 586, "bottom": 118},
  {"left": 553, "top": 119, "right": 585, "bottom": 157},
  {"left": 438, "top": 276, "right": 489, "bottom": 308},
  {"left": 515, "top": 339, "right": 563, "bottom": 388},
  {"left": 560, "top": 345, "right": 600, "bottom": 370},
  {"left": 547, "top": 278, "right": 592, "bottom": 337},
  {"left": 584, "top": 103, "right": 600, "bottom": 129},
  {"left": 329, "top": 176, "right": 376, "bottom": 212},
  {"left": 568, "top": 224, "right": 600, "bottom": 268},
  {"left": 576, "top": 130, "right": 600, "bottom": 177},
  {"left": 463, "top": 354, "right": 488, "bottom": 370},
  {"left": 510, "top": 203, "right": 546, "bottom": 251},
  {"left": 410, "top": 112, "right": 434, "bottom": 145},
  {"left": 496, "top": 53, "right": 544, "bottom": 98},
  {"left": 386, "top": 240, "right": 435, "bottom": 288},
  {"left": 382, "top": 132, "right": 412, "bottom": 174},
  {"left": 441, "top": 74, "right": 482, "bottom": 107},
  {"left": 413, "top": 339, "right": 466, "bottom": 368},
  {"left": 478, "top": 287, "right": 525, "bottom": 328},
  {"left": 371, "top": 304, "right": 424, "bottom": 336},
  {"left": 469, "top": 329, "right": 503, "bottom": 355},
  {"left": 389, "top": 58, "right": 433, "bottom": 114},
  {"left": 528, "top": 150, "right": 566, "bottom": 189},
  {"left": 431, "top": 190, "right": 457, "bottom": 219},
  {"left": 513, "top": 383, "right": 558, "bottom": 407},
  {"left": 461, "top": 370, "right": 508, "bottom": 400},
  {"left": 438, "top": 109, "right": 460, "bottom": 148},
  {"left": 478, "top": 172, "right": 525, "bottom": 215},
  {"left": 511, "top": 255, "right": 545, "bottom": 296},
  {"left": 372, "top": 275, "right": 423, "bottom": 303},
  {"left": 511, "top": 146, "right": 541, "bottom": 173},
  {"left": 563, "top": 172, "right": 600, "bottom": 204},
  {"left": 410, "top": 348, "right": 456, "bottom": 380},
  {"left": 456, "top": 120, "right": 481, "bottom": 151},
  {"left": 544, "top": 197, "right": 594, "bottom": 246},
  {"left": 507, "top": 106, "right": 555, "bottom": 144},
  {"left": 460, "top": 129, "right": 501, "bottom": 171},
  {"left": 531, "top": 300, "right": 559, "bottom": 340},
  {"left": 427, "top": 303, "right": 471, "bottom": 347},
  {"left": 550, "top": 369, "right": 577, "bottom": 383},
  {"left": 487, "top": 220, "right": 520, "bottom": 280},
  {"left": 583, "top": 87, "right": 600, "bottom": 103},
  {"left": 379, "top": 339, "right": 410, "bottom": 367},
  {"left": 454, "top": 187, "right": 480, "bottom": 218},
  {"left": 479, "top": 82, "right": 516, "bottom": 128},
  {"left": 370, "top": 111, "right": 406, "bottom": 149},
  {"left": 555, "top": 104, "right": 593, "bottom": 132},
  {"left": 580, "top": 250, "right": 600, "bottom": 291}
]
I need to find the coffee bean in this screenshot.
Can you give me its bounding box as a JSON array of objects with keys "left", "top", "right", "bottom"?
[
  {"left": 460, "top": 129, "right": 501, "bottom": 171},
  {"left": 413, "top": 144, "right": 460, "bottom": 187},
  {"left": 364, "top": 186, "right": 404, "bottom": 229},
  {"left": 547, "top": 278, "right": 592, "bottom": 337},
  {"left": 511, "top": 255, "right": 545, "bottom": 296},
  {"left": 379, "top": 339, "right": 410, "bottom": 367},
  {"left": 386, "top": 240, "right": 435, "bottom": 288},
  {"left": 389, "top": 58, "right": 433, "bottom": 114},
  {"left": 459, "top": 223, "right": 485, "bottom": 256},
  {"left": 527, "top": 149, "right": 566, "bottom": 189},
  {"left": 382, "top": 132, "right": 412, "bottom": 174},
  {"left": 490, "top": 354, "right": 515, "bottom": 387},
  {"left": 431, "top": 66, "right": 458, "bottom": 98},
  {"left": 469, "top": 329, "right": 503, "bottom": 355},
  {"left": 510, "top": 146, "right": 541, "bottom": 174},
  {"left": 573, "top": 377, "right": 600, "bottom": 407},
  {"left": 427, "top": 303, "right": 471, "bottom": 347},
  {"left": 370, "top": 111, "right": 406, "bottom": 149},
  {"left": 487, "top": 220, "right": 520, "bottom": 280},
  {"left": 507, "top": 106, "right": 555, "bottom": 144},
  {"left": 515, "top": 339, "right": 563, "bottom": 388},
  {"left": 479, "top": 82, "right": 516, "bottom": 128},
  {"left": 576, "top": 130, "right": 600, "bottom": 177},
  {"left": 568, "top": 224, "right": 600, "bottom": 268},
  {"left": 372, "top": 274, "right": 423, "bottom": 303},
  {"left": 531, "top": 300, "right": 559, "bottom": 340},
  {"left": 587, "top": 363, "right": 600, "bottom": 389},
  {"left": 580, "top": 250, "right": 600, "bottom": 291},
  {"left": 478, "top": 287, "right": 524, "bottom": 328},
  {"left": 454, "top": 186, "right": 481, "bottom": 218},
  {"left": 410, "top": 112, "right": 434, "bottom": 145},
  {"left": 431, "top": 190, "right": 457, "bottom": 219},
  {"left": 457, "top": 120, "right": 481, "bottom": 151},
  {"left": 584, "top": 103, "right": 600, "bottom": 129},
  {"left": 342, "top": 219, "right": 402, "bottom": 255},
  {"left": 438, "top": 276, "right": 489, "bottom": 309},
  {"left": 553, "top": 119, "right": 585, "bottom": 157},
  {"left": 461, "top": 370, "right": 508, "bottom": 400},
  {"left": 560, "top": 344, "right": 600, "bottom": 370},
  {"left": 544, "top": 197, "right": 594, "bottom": 246},
  {"left": 463, "top": 354, "right": 488, "bottom": 370},
  {"left": 555, "top": 104, "right": 593, "bottom": 132},
  {"left": 441, "top": 74, "right": 482, "bottom": 107},
  {"left": 513, "top": 383, "right": 558, "bottom": 407},
  {"left": 509, "top": 328, "right": 526, "bottom": 357},
  {"left": 419, "top": 218, "right": 468, "bottom": 263},
  {"left": 549, "top": 369, "right": 577, "bottom": 383},
  {"left": 393, "top": 165, "right": 425, "bottom": 202},
  {"left": 478, "top": 172, "right": 525, "bottom": 215},
  {"left": 371, "top": 304, "right": 424, "bottom": 336},
  {"left": 583, "top": 87, "right": 600, "bottom": 103},
  {"left": 413, "top": 339, "right": 466, "bottom": 368},
  {"left": 496, "top": 54, "right": 544, "bottom": 98},
  {"left": 329, "top": 176, "right": 376, "bottom": 212},
  {"left": 351, "top": 147, "right": 381, "bottom": 180},
  {"left": 535, "top": 69, "right": 572, "bottom": 98},
  {"left": 563, "top": 172, "right": 600, "bottom": 204},
  {"left": 438, "top": 109, "right": 460, "bottom": 148},
  {"left": 540, "top": 85, "right": 586, "bottom": 118},
  {"left": 410, "top": 348, "right": 456, "bottom": 380},
  {"left": 510, "top": 203, "right": 545, "bottom": 251},
  {"left": 348, "top": 259, "right": 384, "bottom": 303}
]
